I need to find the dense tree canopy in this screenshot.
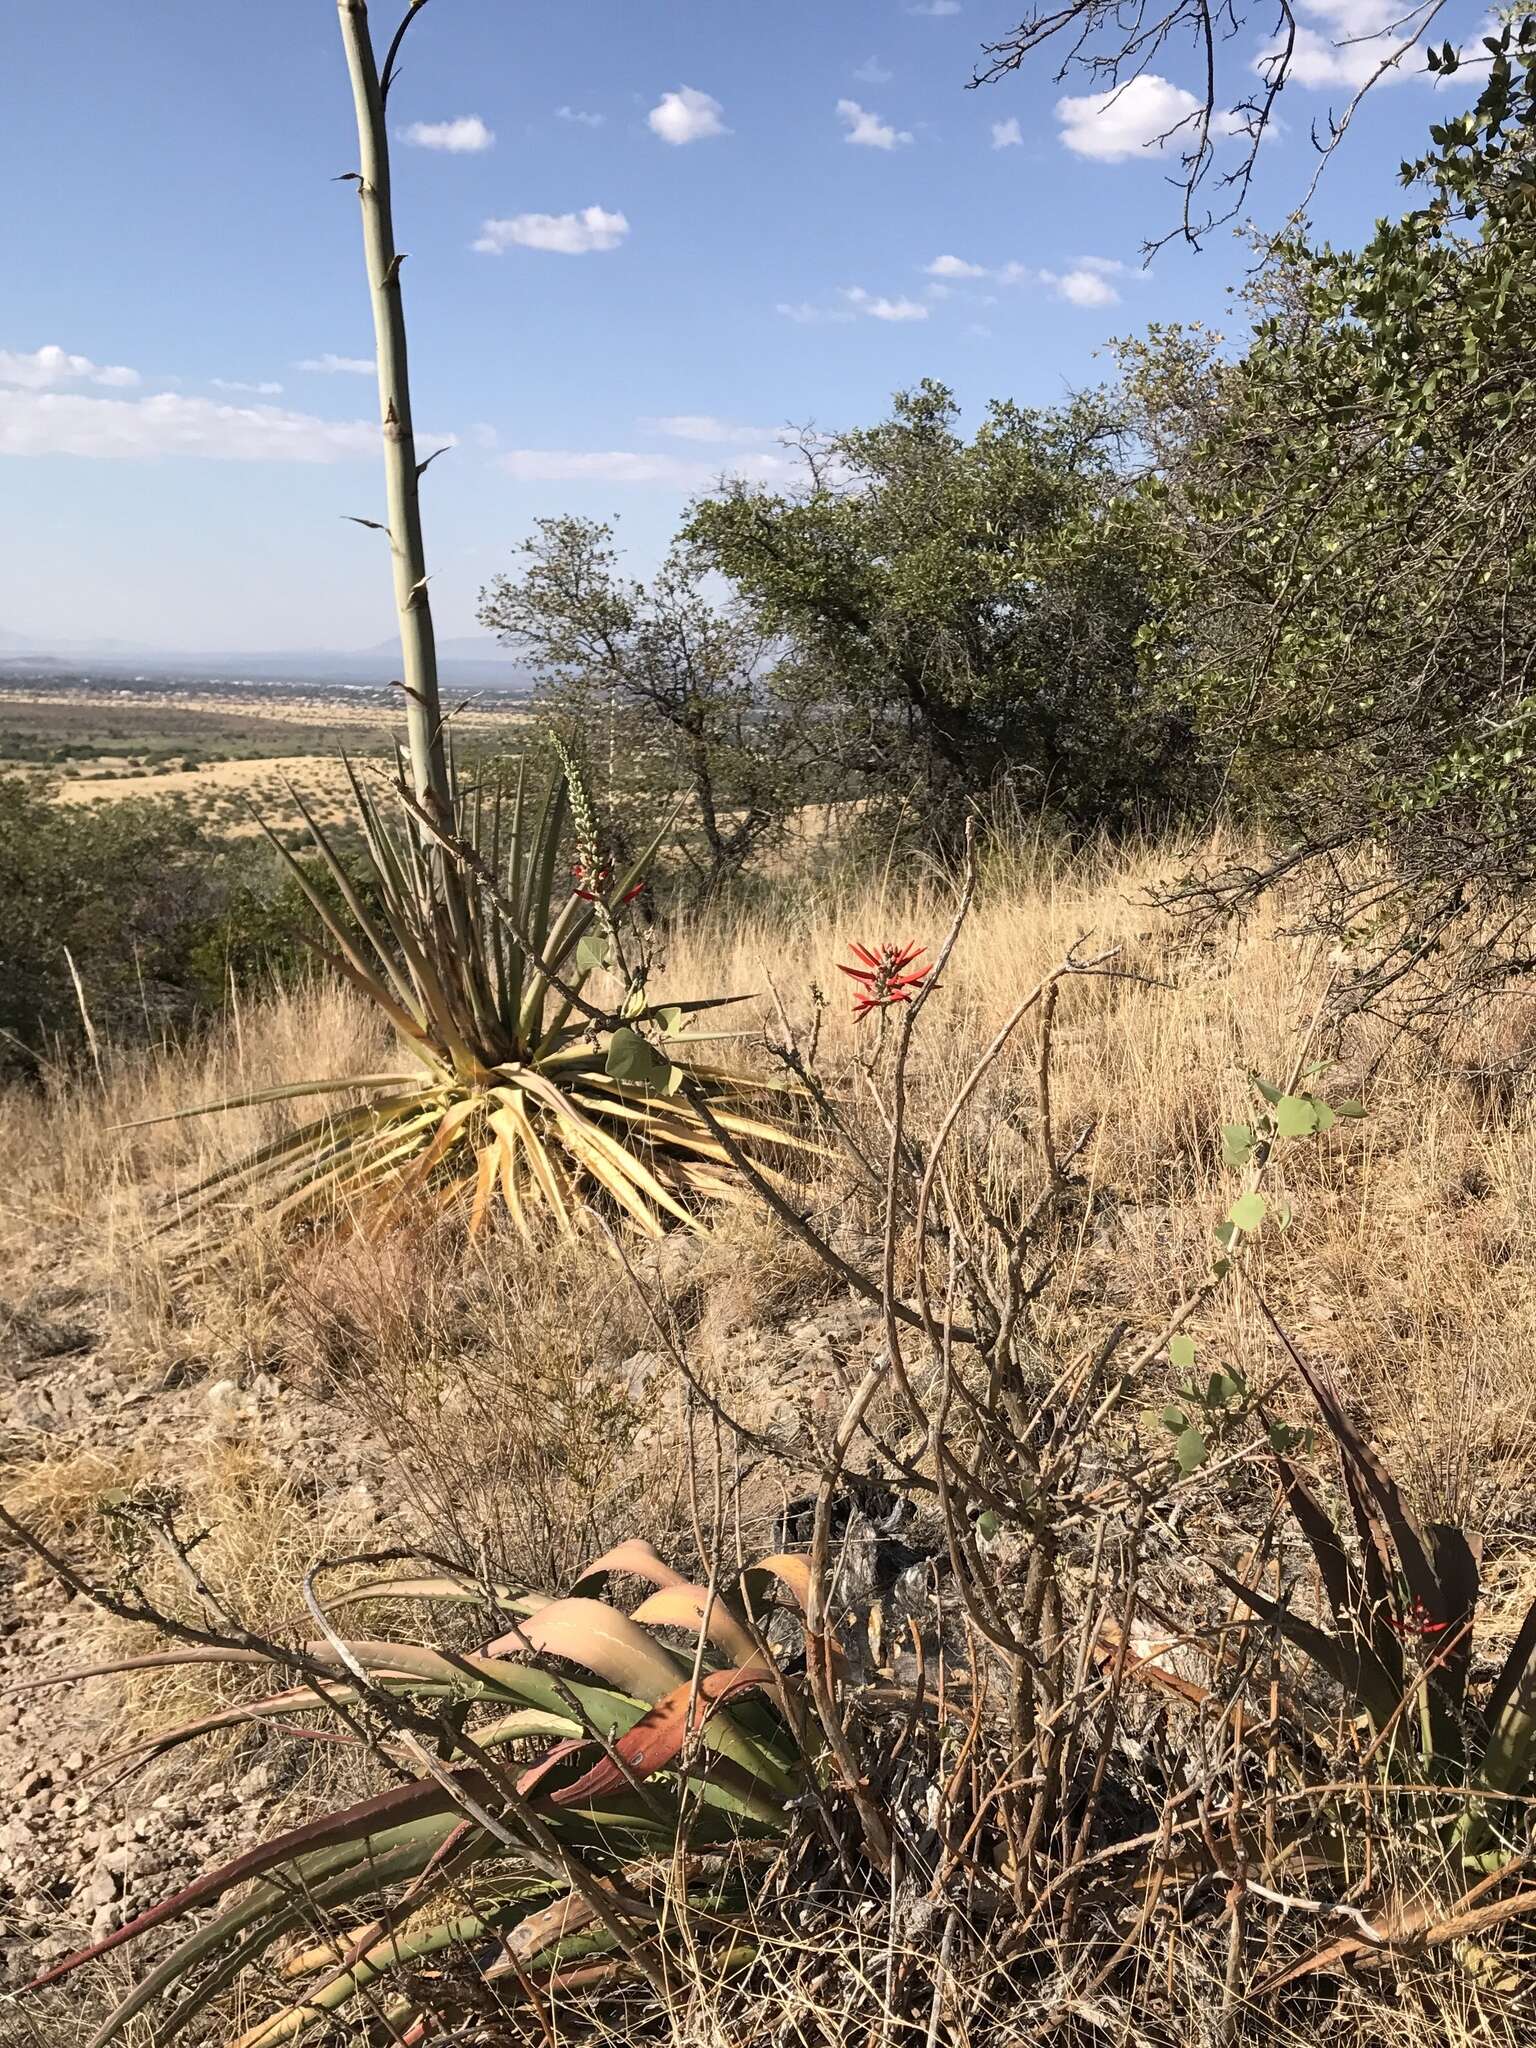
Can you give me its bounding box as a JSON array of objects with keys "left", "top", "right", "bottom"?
[{"left": 686, "top": 381, "right": 1196, "bottom": 839}]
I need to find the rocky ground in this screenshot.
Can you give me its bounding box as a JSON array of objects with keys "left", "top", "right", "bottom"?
[
  {"left": 0, "top": 1284, "right": 404, "bottom": 2003},
  {"left": 0, "top": 1264, "right": 895, "bottom": 2022}
]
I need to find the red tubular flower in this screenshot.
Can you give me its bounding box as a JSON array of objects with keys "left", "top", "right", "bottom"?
[
  {"left": 573, "top": 858, "right": 630, "bottom": 905},
  {"left": 840, "top": 940, "right": 937, "bottom": 1020},
  {"left": 1387, "top": 1596, "right": 1449, "bottom": 1638}
]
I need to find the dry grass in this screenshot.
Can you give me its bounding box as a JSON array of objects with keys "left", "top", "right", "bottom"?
[{"left": 8, "top": 831, "right": 1536, "bottom": 1558}]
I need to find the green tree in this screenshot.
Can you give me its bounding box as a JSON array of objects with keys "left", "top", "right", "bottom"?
[
  {"left": 479, "top": 517, "right": 817, "bottom": 894},
  {"left": 1129, "top": 21, "right": 1536, "bottom": 1011},
  {"left": 685, "top": 380, "right": 1192, "bottom": 841}
]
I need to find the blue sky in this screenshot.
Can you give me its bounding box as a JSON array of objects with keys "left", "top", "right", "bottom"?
[{"left": 1, "top": 0, "right": 1487, "bottom": 652}]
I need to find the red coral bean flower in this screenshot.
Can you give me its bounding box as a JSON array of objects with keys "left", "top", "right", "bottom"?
[
  {"left": 572, "top": 859, "right": 643, "bottom": 906},
  {"left": 839, "top": 940, "right": 937, "bottom": 1020},
  {"left": 1387, "top": 1595, "right": 1449, "bottom": 1639}
]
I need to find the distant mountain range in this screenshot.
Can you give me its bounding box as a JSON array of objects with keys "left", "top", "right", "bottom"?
[{"left": 0, "top": 626, "right": 530, "bottom": 691}]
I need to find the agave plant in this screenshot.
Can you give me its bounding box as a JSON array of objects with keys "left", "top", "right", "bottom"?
[
  {"left": 1212, "top": 1319, "right": 1536, "bottom": 1869},
  {"left": 22, "top": 1539, "right": 819, "bottom": 2045},
  {"left": 134, "top": 755, "right": 813, "bottom": 1240}
]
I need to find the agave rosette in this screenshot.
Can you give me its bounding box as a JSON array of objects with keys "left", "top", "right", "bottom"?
[
  {"left": 19, "top": 1541, "right": 819, "bottom": 2044},
  {"left": 132, "top": 756, "right": 816, "bottom": 1240}
]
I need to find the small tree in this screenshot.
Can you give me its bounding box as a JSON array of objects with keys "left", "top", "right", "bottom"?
[{"left": 480, "top": 517, "right": 816, "bottom": 895}]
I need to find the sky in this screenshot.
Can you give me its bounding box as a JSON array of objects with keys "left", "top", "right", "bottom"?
[{"left": 0, "top": 0, "right": 1492, "bottom": 653}]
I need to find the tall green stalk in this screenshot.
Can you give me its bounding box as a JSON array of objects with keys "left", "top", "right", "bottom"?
[{"left": 336, "top": 0, "right": 451, "bottom": 821}]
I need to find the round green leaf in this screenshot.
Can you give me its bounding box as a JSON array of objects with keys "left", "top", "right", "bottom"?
[
  {"left": 605, "top": 1027, "right": 671, "bottom": 1092},
  {"left": 1169, "top": 1334, "right": 1197, "bottom": 1371},
  {"left": 1221, "top": 1123, "right": 1255, "bottom": 1168},
  {"left": 1175, "top": 1427, "right": 1208, "bottom": 1473},
  {"left": 1274, "top": 1095, "right": 1319, "bottom": 1138},
  {"left": 1228, "top": 1192, "right": 1267, "bottom": 1232}
]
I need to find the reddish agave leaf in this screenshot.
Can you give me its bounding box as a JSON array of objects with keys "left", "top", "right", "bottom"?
[
  {"left": 23, "top": 1770, "right": 478, "bottom": 1993},
  {"left": 543, "top": 1666, "right": 775, "bottom": 1811}
]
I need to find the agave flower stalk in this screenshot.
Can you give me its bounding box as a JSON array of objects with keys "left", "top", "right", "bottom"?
[{"left": 336, "top": 0, "right": 451, "bottom": 825}]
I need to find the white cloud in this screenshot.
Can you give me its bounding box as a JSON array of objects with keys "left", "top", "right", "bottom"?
[
  {"left": 991, "top": 117, "right": 1024, "bottom": 148},
  {"left": 642, "top": 414, "right": 783, "bottom": 446},
  {"left": 0, "top": 386, "right": 455, "bottom": 463},
  {"left": 556, "top": 105, "right": 605, "bottom": 128},
  {"left": 844, "top": 287, "right": 928, "bottom": 322},
  {"left": 1040, "top": 265, "right": 1121, "bottom": 306},
  {"left": 921, "top": 252, "right": 1136, "bottom": 305},
  {"left": 473, "top": 206, "right": 629, "bottom": 255},
  {"left": 775, "top": 300, "right": 856, "bottom": 325},
  {"left": 0, "top": 344, "right": 139, "bottom": 391},
  {"left": 648, "top": 86, "right": 728, "bottom": 145},
  {"left": 909, "top": 0, "right": 961, "bottom": 13},
  {"left": 837, "top": 98, "right": 912, "bottom": 149},
  {"left": 1260, "top": 0, "right": 1431, "bottom": 86},
  {"left": 1056, "top": 74, "right": 1222, "bottom": 160},
  {"left": 853, "top": 56, "right": 893, "bottom": 84},
  {"left": 211, "top": 377, "right": 284, "bottom": 396},
  {"left": 498, "top": 447, "right": 794, "bottom": 487},
  {"left": 298, "top": 353, "right": 375, "bottom": 375},
  {"left": 399, "top": 115, "right": 495, "bottom": 153}
]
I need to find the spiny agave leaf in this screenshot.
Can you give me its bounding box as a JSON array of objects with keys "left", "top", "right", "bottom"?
[
  {"left": 488, "top": 1088, "right": 577, "bottom": 1236},
  {"left": 520, "top": 1070, "right": 697, "bottom": 1231},
  {"left": 468, "top": 1138, "right": 498, "bottom": 1234},
  {"left": 167, "top": 1096, "right": 436, "bottom": 1209},
  {"left": 1264, "top": 1439, "right": 1404, "bottom": 1720},
  {"left": 113, "top": 1074, "right": 424, "bottom": 1135},
  {"left": 1281, "top": 1339, "right": 1444, "bottom": 1610},
  {"left": 629, "top": 1587, "right": 760, "bottom": 1666},
  {"left": 283, "top": 780, "right": 423, "bottom": 1020},
  {"left": 1205, "top": 1558, "right": 1357, "bottom": 1692},
  {"left": 485, "top": 1597, "right": 688, "bottom": 1702}
]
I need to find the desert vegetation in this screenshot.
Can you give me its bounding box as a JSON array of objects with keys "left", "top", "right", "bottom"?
[{"left": 5, "top": 6, "right": 1536, "bottom": 2048}]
